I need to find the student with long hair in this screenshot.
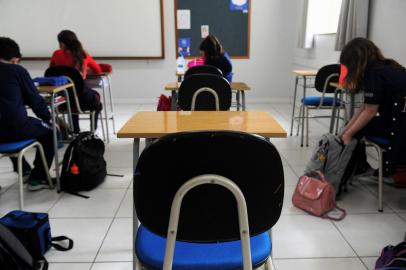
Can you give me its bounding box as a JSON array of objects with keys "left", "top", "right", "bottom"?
[
  {"left": 339, "top": 37, "right": 406, "bottom": 180},
  {"left": 0, "top": 37, "right": 55, "bottom": 190},
  {"left": 50, "top": 30, "right": 102, "bottom": 133},
  {"left": 199, "top": 34, "right": 233, "bottom": 82}
]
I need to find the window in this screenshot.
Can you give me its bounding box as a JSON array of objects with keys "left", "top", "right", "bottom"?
[{"left": 303, "top": 0, "right": 342, "bottom": 48}]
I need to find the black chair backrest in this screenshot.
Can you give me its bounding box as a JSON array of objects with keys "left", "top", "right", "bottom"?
[
  {"left": 315, "top": 64, "right": 340, "bottom": 94},
  {"left": 184, "top": 65, "right": 223, "bottom": 78},
  {"left": 134, "top": 131, "right": 284, "bottom": 242},
  {"left": 45, "top": 66, "right": 84, "bottom": 108},
  {"left": 178, "top": 74, "right": 232, "bottom": 111}
]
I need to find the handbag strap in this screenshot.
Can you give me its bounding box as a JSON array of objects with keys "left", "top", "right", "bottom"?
[
  {"left": 51, "top": 236, "right": 74, "bottom": 251},
  {"left": 323, "top": 205, "right": 347, "bottom": 221}
]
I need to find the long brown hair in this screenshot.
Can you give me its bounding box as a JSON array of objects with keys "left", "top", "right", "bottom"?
[
  {"left": 199, "top": 34, "right": 224, "bottom": 63},
  {"left": 340, "top": 38, "right": 404, "bottom": 92},
  {"left": 57, "top": 30, "right": 86, "bottom": 70}
]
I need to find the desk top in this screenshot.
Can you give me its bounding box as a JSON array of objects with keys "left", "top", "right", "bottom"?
[
  {"left": 292, "top": 70, "right": 317, "bottom": 76},
  {"left": 37, "top": 83, "right": 74, "bottom": 94},
  {"left": 165, "top": 82, "right": 251, "bottom": 91},
  {"left": 117, "top": 111, "right": 287, "bottom": 139}
]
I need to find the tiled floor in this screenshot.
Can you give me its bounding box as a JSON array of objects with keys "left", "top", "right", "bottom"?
[{"left": 0, "top": 103, "right": 405, "bottom": 270}]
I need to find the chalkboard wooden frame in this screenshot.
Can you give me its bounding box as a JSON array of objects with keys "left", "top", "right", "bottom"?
[
  {"left": 174, "top": 0, "right": 251, "bottom": 59},
  {"left": 15, "top": 0, "right": 165, "bottom": 60}
]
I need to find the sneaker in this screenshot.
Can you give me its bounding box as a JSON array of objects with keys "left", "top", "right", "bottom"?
[{"left": 28, "top": 178, "right": 56, "bottom": 191}]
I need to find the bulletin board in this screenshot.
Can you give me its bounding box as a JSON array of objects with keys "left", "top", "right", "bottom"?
[{"left": 175, "top": 0, "right": 250, "bottom": 59}]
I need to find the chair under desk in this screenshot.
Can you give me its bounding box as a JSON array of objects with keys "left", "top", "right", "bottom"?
[
  {"left": 117, "top": 111, "right": 287, "bottom": 270},
  {"left": 165, "top": 81, "right": 251, "bottom": 111}
]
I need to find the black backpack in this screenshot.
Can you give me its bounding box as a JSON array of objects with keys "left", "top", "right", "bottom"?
[
  {"left": 0, "top": 223, "right": 46, "bottom": 270},
  {"left": 61, "top": 132, "right": 106, "bottom": 196}
]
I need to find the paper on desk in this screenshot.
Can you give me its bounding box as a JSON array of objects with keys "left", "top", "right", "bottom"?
[{"left": 177, "top": 9, "right": 191, "bottom": 29}]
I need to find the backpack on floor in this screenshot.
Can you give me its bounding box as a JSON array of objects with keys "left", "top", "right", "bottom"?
[
  {"left": 305, "top": 133, "right": 358, "bottom": 195},
  {"left": 375, "top": 241, "right": 406, "bottom": 269},
  {"left": 61, "top": 132, "right": 106, "bottom": 196},
  {"left": 0, "top": 223, "right": 45, "bottom": 270},
  {"left": 0, "top": 211, "right": 73, "bottom": 263}
]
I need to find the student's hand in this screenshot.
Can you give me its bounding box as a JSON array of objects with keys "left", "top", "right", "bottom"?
[{"left": 340, "top": 132, "right": 352, "bottom": 145}]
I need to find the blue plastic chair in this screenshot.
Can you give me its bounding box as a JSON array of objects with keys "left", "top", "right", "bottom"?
[
  {"left": 134, "top": 131, "right": 284, "bottom": 270},
  {"left": 0, "top": 139, "right": 53, "bottom": 209}
]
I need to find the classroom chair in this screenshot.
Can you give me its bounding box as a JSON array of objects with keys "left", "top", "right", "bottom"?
[
  {"left": 134, "top": 131, "right": 284, "bottom": 270},
  {"left": 0, "top": 139, "right": 53, "bottom": 210},
  {"left": 184, "top": 65, "right": 223, "bottom": 78},
  {"left": 298, "top": 64, "right": 344, "bottom": 147},
  {"left": 45, "top": 66, "right": 105, "bottom": 139},
  {"left": 363, "top": 95, "right": 406, "bottom": 212},
  {"left": 178, "top": 74, "right": 232, "bottom": 111}
]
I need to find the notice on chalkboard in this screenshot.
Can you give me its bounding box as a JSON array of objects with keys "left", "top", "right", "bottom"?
[
  {"left": 230, "top": 0, "right": 248, "bottom": 12},
  {"left": 177, "top": 9, "right": 191, "bottom": 29}
]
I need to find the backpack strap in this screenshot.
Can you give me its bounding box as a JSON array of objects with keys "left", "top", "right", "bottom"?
[{"left": 51, "top": 236, "right": 74, "bottom": 251}]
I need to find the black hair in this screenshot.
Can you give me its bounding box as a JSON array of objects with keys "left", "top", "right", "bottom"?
[
  {"left": 199, "top": 34, "right": 224, "bottom": 64},
  {"left": 0, "top": 37, "right": 22, "bottom": 60},
  {"left": 57, "top": 30, "right": 86, "bottom": 70}
]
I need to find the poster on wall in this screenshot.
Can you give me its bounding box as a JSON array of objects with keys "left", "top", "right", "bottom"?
[
  {"left": 178, "top": 37, "right": 191, "bottom": 56},
  {"left": 177, "top": 9, "right": 191, "bottom": 29},
  {"left": 201, "top": 25, "right": 209, "bottom": 38},
  {"left": 230, "top": 0, "right": 248, "bottom": 12}
]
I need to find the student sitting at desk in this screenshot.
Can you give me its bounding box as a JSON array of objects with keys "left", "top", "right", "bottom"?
[
  {"left": 200, "top": 34, "right": 233, "bottom": 82},
  {"left": 339, "top": 38, "right": 406, "bottom": 182},
  {"left": 50, "top": 30, "right": 102, "bottom": 134},
  {"left": 0, "top": 37, "right": 54, "bottom": 191}
]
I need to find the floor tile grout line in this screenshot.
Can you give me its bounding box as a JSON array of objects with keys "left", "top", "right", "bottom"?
[{"left": 330, "top": 220, "right": 369, "bottom": 270}]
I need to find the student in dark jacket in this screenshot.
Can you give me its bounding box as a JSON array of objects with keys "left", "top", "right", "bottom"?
[
  {"left": 339, "top": 37, "right": 406, "bottom": 181},
  {"left": 200, "top": 34, "right": 233, "bottom": 82},
  {"left": 0, "top": 37, "right": 54, "bottom": 191}
]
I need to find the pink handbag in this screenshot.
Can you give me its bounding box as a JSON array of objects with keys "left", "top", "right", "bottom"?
[{"left": 292, "top": 171, "right": 346, "bottom": 220}]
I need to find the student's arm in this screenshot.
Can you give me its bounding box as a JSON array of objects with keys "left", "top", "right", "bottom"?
[
  {"left": 49, "top": 51, "right": 57, "bottom": 67},
  {"left": 86, "top": 54, "right": 102, "bottom": 74},
  {"left": 340, "top": 104, "right": 378, "bottom": 144},
  {"left": 340, "top": 104, "right": 365, "bottom": 136},
  {"left": 18, "top": 67, "right": 51, "bottom": 123},
  {"left": 223, "top": 53, "right": 232, "bottom": 76}
]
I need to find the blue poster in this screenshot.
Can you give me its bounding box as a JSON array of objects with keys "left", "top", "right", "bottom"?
[
  {"left": 178, "top": 38, "right": 191, "bottom": 56},
  {"left": 230, "top": 0, "right": 248, "bottom": 12}
]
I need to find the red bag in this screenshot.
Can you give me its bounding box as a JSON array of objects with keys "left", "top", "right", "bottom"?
[
  {"left": 157, "top": 95, "right": 172, "bottom": 111},
  {"left": 292, "top": 171, "right": 346, "bottom": 220},
  {"left": 394, "top": 166, "right": 406, "bottom": 188}
]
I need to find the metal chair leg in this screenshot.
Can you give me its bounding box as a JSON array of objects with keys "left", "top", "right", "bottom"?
[
  {"left": 17, "top": 153, "right": 24, "bottom": 210},
  {"left": 300, "top": 104, "right": 305, "bottom": 147},
  {"left": 377, "top": 146, "right": 384, "bottom": 212},
  {"left": 306, "top": 106, "right": 309, "bottom": 147},
  {"left": 36, "top": 143, "right": 53, "bottom": 189},
  {"left": 296, "top": 103, "right": 302, "bottom": 136}
]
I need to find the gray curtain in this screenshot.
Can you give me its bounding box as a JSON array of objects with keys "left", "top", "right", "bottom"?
[{"left": 335, "top": 0, "right": 370, "bottom": 51}]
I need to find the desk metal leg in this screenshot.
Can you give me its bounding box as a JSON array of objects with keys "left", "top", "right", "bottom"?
[
  {"left": 329, "top": 90, "right": 338, "bottom": 133},
  {"left": 50, "top": 95, "right": 60, "bottom": 191},
  {"left": 133, "top": 138, "right": 140, "bottom": 270},
  {"left": 300, "top": 77, "right": 307, "bottom": 147},
  {"left": 241, "top": 91, "right": 246, "bottom": 111},
  {"left": 236, "top": 91, "right": 240, "bottom": 111},
  {"left": 106, "top": 76, "right": 116, "bottom": 134},
  {"left": 171, "top": 90, "right": 178, "bottom": 111},
  {"left": 101, "top": 79, "right": 110, "bottom": 143},
  {"left": 290, "top": 76, "right": 299, "bottom": 136}
]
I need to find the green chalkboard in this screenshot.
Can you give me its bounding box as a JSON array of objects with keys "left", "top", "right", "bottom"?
[{"left": 175, "top": 0, "right": 250, "bottom": 58}]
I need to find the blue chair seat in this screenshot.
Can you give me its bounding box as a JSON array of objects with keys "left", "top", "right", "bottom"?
[
  {"left": 302, "top": 96, "right": 341, "bottom": 106},
  {"left": 135, "top": 225, "right": 271, "bottom": 270},
  {"left": 366, "top": 136, "right": 390, "bottom": 148},
  {"left": 0, "top": 139, "right": 36, "bottom": 154}
]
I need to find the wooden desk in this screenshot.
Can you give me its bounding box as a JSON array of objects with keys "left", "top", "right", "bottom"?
[
  {"left": 290, "top": 70, "right": 317, "bottom": 138},
  {"left": 38, "top": 83, "right": 74, "bottom": 191},
  {"left": 117, "top": 111, "right": 286, "bottom": 269},
  {"left": 165, "top": 81, "right": 251, "bottom": 111},
  {"left": 86, "top": 73, "right": 116, "bottom": 142}
]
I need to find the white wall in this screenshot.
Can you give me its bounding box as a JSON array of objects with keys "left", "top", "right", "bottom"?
[
  {"left": 21, "top": 0, "right": 299, "bottom": 103},
  {"left": 368, "top": 0, "right": 406, "bottom": 66}
]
